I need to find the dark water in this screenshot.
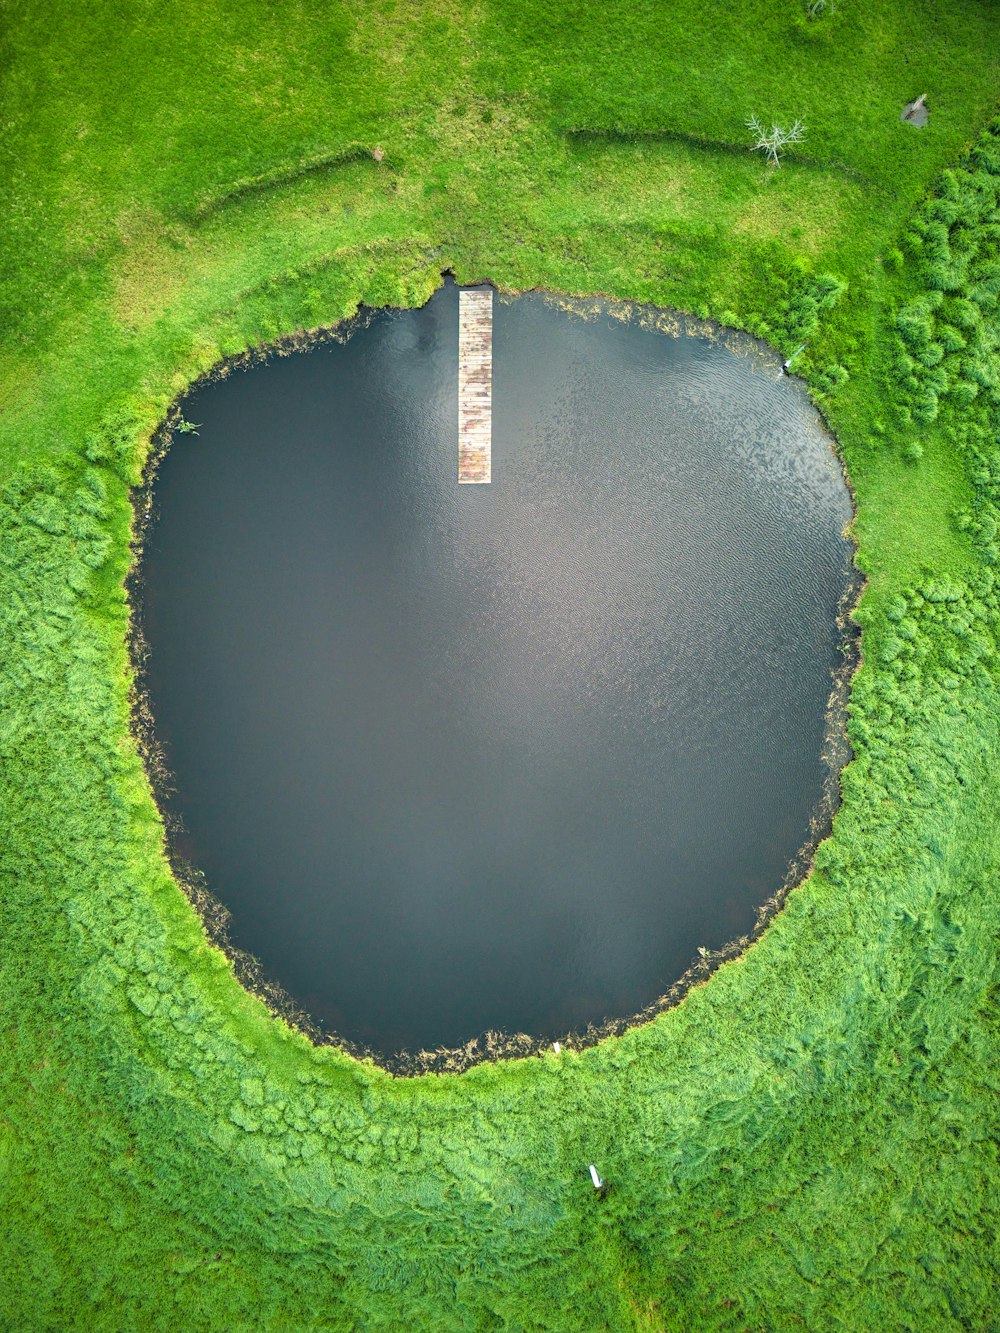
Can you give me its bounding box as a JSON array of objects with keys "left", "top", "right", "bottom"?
[{"left": 142, "top": 281, "right": 853, "bottom": 1056}]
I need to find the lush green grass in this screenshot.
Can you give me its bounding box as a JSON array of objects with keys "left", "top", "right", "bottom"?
[{"left": 2, "top": 1, "right": 999, "bottom": 1327}]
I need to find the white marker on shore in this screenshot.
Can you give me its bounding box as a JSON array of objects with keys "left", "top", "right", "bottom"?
[{"left": 783, "top": 343, "right": 807, "bottom": 373}]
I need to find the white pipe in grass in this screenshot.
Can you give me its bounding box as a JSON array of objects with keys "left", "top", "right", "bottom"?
[
  {"left": 589, "top": 1164, "right": 604, "bottom": 1190},
  {"left": 783, "top": 343, "right": 808, "bottom": 373}
]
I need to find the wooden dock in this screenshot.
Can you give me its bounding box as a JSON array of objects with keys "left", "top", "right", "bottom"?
[{"left": 458, "top": 288, "right": 492, "bottom": 484}]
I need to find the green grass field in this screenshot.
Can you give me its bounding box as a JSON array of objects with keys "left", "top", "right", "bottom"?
[{"left": 2, "top": 1, "right": 999, "bottom": 1327}]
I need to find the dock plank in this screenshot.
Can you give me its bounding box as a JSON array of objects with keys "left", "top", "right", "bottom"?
[{"left": 458, "top": 289, "right": 492, "bottom": 484}]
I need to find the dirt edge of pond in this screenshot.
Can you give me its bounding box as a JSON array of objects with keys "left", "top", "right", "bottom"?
[{"left": 126, "top": 277, "right": 863, "bottom": 1078}]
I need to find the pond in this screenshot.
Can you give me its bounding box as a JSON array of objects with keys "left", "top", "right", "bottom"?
[{"left": 140, "top": 279, "right": 854, "bottom": 1059}]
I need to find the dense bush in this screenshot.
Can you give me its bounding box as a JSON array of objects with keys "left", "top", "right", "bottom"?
[
  {"left": 886, "top": 122, "right": 1000, "bottom": 564},
  {"left": 891, "top": 125, "right": 1000, "bottom": 429}
]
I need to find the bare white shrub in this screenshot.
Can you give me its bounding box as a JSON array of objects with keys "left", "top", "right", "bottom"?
[
  {"left": 746, "top": 115, "right": 806, "bottom": 167},
  {"left": 806, "top": 0, "right": 837, "bottom": 15}
]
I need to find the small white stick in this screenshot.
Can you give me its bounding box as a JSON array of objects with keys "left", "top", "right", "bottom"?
[
  {"left": 552, "top": 1041, "right": 561, "bottom": 1054},
  {"left": 589, "top": 1164, "right": 604, "bottom": 1190},
  {"left": 783, "top": 343, "right": 808, "bottom": 373}
]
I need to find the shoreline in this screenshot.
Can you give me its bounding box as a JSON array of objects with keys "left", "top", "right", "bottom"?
[{"left": 126, "top": 279, "right": 863, "bottom": 1076}]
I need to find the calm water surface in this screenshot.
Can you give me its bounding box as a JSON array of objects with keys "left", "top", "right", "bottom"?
[{"left": 143, "top": 281, "right": 853, "bottom": 1055}]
